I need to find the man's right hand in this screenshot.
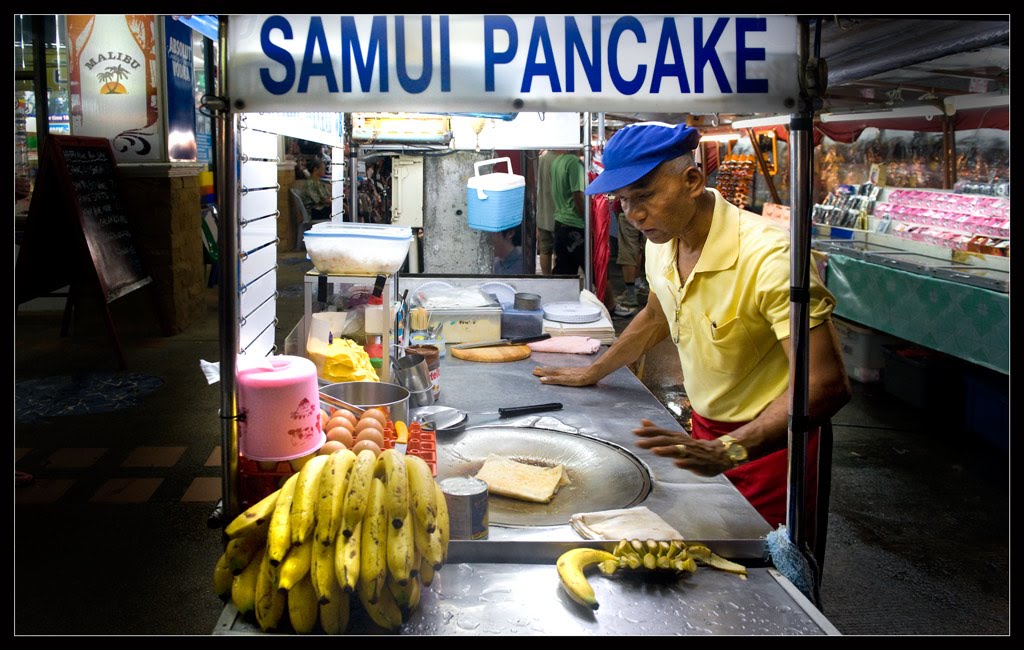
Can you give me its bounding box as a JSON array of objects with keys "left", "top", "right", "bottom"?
[{"left": 532, "top": 365, "right": 598, "bottom": 387}]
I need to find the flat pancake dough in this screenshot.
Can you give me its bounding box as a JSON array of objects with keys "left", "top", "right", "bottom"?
[{"left": 474, "top": 454, "right": 570, "bottom": 504}]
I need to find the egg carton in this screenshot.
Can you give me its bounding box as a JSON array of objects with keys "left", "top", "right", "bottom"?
[{"left": 382, "top": 420, "right": 438, "bottom": 476}]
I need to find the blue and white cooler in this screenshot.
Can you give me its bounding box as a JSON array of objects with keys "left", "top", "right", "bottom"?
[{"left": 466, "top": 157, "right": 525, "bottom": 232}]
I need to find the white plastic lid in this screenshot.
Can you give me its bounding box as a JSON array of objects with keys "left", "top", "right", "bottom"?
[
  {"left": 543, "top": 301, "right": 604, "bottom": 323},
  {"left": 306, "top": 222, "right": 412, "bottom": 241},
  {"left": 467, "top": 172, "right": 526, "bottom": 191}
]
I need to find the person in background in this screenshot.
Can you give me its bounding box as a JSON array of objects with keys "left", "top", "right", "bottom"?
[
  {"left": 302, "top": 157, "right": 332, "bottom": 221},
  {"left": 535, "top": 150, "right": 558, "bottom": 274},
  {"left": 610, "top": 194, "right": 648, "bottom": 317},
  {"left": 533, "top": 122, "right": 851, "bottom": 533},
  {"left": 489, "top": 227, "right": 523, "bottom": 275},
  {"left": 549, "top": 149, "right": 587, "bottom": 277}
]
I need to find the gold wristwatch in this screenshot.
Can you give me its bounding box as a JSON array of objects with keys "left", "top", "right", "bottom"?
[{"left": 718, "top": 434, "right": 748, "bottom": 467}]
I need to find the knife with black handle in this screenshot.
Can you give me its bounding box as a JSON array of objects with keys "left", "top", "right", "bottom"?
[
  {"left": 494, "top": 402, "right": 563, "bottom": 418},
  {"left": 452, "top": 333, "right": 551, "bottom": 350}
]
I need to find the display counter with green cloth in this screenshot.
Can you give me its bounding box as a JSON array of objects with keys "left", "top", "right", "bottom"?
[{"left": 825, "top": 254, "right": 1009, "bottom": 375}]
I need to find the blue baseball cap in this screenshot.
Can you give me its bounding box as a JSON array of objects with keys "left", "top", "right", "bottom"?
[{"left": 586, "top": 122, "right": 701, "bottom": 195}]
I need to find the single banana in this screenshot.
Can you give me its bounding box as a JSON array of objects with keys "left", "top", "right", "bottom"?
[
  {"left": 619, "top": 553, "right": 642, "bottom": 570},
  {"left": 341, "top": 449, "right": 377, "bottom": 538},
  {"left": 278, "top": 539, "right": 314, "bottom": 591},
  {"left": 404, "top": 454, "right": 437, "bottom": 535},
  {"left": 375, "top": 448, "right": 410, "bottom": 529},
  {"left": 329, "top": 448, "right": 362, "bottom": 544},
  {"left": 433, "top": 482, "right": 450, "bottom": 565},
  {"left": 357, "top": 575, "right": 403, "bottom": 631},
  {"left": 386, "top": 509, "right": 415, "bottom": 586},
  {"left": 312, "top": 534, "right": 337, "bottom": 605},
  {"left": 255, "top": 548, "right": 287, "bottom": 632},
  {"left": 290, "top": 454, "right": 330, "bottom": 546},
  {"left": 230, "top": 551, "right": 261, "bottom": 614},
  {"left": 314, "top": 449, "right": 342, "bottom": 547},
  {"left": 213, "top": 552, "right": 234, "bottom": 599},
  {"left": 387, "top": 570, "right": 421, "bottom": 619},
  {"left": 598, "top": 559, "right": 619, "bottom": 575},
  {"left": 612, "top": 539, "right": 632, "bottom": 557},
  {"left": 224, "top": 488, "right": 280, "bottom": 539},
  {"left": 225, "top": 527, "right": 268, "bottom": 574},
  {"left": 418, "top": 556, "right": 435, "bottom": 587},
  {"left": 267, "top": 473, "right": 300, "bottom": 566},
  {"left": 630, "top": 539, "right": 645, "bottom": 554},
  {"left": 318, "top": 579, "right": 350, "bottom": 635},
  {"left": 358, "top": 477, "right": 388, "bottom": 604},
  {"left": 335, "top": 520, "right": 361, "bottom": 593},
  {"left": 287, "top": 572, "right": 320, "bottom": 635},
  {"left": 643, "top": 552, "right": 658, "bottom": 570},
  {"left": 555, "top": 548, "right": 618, "bottom": 610},
  {"left": 673, "top": 556, "right": 698, "bottom": 573},
  {"left": 684, "top": 543, "right": 747, "bottom": 575},
  {"left": 412, "top": 501, "right": 433, "bottom": 562}
]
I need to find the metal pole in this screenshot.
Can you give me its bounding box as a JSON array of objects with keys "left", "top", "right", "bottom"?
[
  {"left": 349, "top": 140, "right": 360, "bottom": 222},
  {"left": 746, "top": 128, "right": 782, "bottom": 205},
  {"left": 31, "top": 16, "right": 50, "bottom": 154},
  {"left": 786, "top": 17, "right": 817, "bottom": 558},
  {"left": 583, "top": 112, "right": 593, "bottom": 292},
  {"left": 942, "top": 114, "right": 957, "bottom": 189},
  {"left": 216, "top": 15, "right": 241, "bottom": 521}
]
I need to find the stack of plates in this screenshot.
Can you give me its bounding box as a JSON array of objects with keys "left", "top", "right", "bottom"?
[{"left": 541, "top": 301, "right": 615, "bottom": 345}]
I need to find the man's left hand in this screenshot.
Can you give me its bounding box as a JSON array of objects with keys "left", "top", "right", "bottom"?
[{"left": 633, "top": 418, "right": 732, "bottom": 476}]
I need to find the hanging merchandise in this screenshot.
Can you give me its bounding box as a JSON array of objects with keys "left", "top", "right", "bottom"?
[
  {"left": 466, "top": 157, "right": 525, "bottom": 232},
  {"left": 716, "top": 155, "right": 756, "bottom": 209}
]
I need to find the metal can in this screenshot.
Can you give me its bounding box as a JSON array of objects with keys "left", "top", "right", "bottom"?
[{"left": 439, "top": 476, "right": 489, "bottom": 540}]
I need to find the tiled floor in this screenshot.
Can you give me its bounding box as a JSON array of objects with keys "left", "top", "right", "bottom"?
[{"left": 15, "top": 445, "right": 223, "bottom": 505}]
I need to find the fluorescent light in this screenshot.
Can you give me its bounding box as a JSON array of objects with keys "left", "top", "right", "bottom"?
[
  {"left": 700, "top": 132, "right": 741, "bottom": 143},
  {"left": 944, "top": 92, "right": 1009, "bottom": 114},
  {"left": 731, "top": 115, "right": 790, "bottom": 129},
  {"left": 819, "top": 104, "right": 944, "bottom": 122}
]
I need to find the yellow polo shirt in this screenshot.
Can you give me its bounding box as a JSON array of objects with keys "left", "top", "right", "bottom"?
[{"left": 645, "top": 189, "right": 836, "bottom": 422}]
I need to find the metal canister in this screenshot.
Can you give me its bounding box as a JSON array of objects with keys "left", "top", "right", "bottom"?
[{"left": 439, "top": 476, "right": 489, "bottom": 540}]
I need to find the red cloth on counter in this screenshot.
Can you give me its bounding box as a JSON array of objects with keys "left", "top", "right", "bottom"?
[{"left": 689, "top": 411, "right": 820, "bottom": 535}]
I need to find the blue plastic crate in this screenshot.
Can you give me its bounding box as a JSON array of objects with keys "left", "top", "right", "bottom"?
[{"left": 466, "top": 157, "right": 525, "bottom": 232}]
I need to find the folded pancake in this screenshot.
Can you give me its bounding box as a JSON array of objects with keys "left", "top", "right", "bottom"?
[{"left": 474, "top": 454, "right": 570, "bottom": 504}]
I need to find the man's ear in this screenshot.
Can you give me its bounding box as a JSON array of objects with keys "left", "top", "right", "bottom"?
[{"left": 682, "top": 164, "right": 705, "bottom": 199}]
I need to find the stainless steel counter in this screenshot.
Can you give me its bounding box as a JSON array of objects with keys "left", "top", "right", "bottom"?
[
  {"left": 218, "top": 347, "right": 837, "bottom": 635},
  {"left": 217, "top": 561, "right": 839, "bottom": 635}
]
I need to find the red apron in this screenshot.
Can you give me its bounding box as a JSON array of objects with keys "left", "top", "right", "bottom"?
[{"left": 690, "top": 411, "right": 819, "bottom": 533}]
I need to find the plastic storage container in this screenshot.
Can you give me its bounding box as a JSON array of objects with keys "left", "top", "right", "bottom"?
[
  {"left": 303, "top": 223, "right": 412, "bottom": 275},
  {"left": 466, "top": 157, "right": 525, "bottom": 232},
  {"left": 501, "top": 305, "right": 544, "bottom": 338},
  {"left": 427, "top": 306, "right": 502, "bottom": 344},
  {"left": 833, "top": 317, "right": 898, "bottom": 383}
]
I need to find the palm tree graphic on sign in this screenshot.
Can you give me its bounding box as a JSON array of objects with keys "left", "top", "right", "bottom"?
[{"left": 97, "top": 64, "right": 130, "bottom": 94}]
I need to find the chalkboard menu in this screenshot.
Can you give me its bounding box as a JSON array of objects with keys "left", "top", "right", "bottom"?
[
  {"left": 16, "top": 135, "right": 154, "bottom": 368},
  {"left": 16, "top": 135, "right": 152, "bottom": 306}
]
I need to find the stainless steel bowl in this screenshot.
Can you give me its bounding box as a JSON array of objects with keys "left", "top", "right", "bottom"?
[{"left": 320, "top": 381, "right": 410, "bottom": 424}]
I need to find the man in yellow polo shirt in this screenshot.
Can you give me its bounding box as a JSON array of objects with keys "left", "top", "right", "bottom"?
[{"left": 533, "top": 122, "right": 851, "bottom": 531}]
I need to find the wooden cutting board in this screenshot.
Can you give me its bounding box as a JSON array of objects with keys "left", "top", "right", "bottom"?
[{"left": 451, "top": 344, "right": 532, "bottom": 363}]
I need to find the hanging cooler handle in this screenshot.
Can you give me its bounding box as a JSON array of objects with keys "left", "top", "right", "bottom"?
[
  {"left": 472, "top": 157, "right": 513, "bottom": 200},
  {"left": 474, "top": 157, "right": 513, "bottom": 177}
]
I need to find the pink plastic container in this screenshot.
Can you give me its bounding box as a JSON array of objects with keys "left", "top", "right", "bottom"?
[{"left": 237, "top": 355, "right": 325, "bottom": 461}]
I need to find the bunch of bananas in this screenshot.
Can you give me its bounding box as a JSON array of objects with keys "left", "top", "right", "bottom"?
[
  {"left": 556, "top": 539, "right": 748, "bottom": 610},
  {"left": 213, "top": 448, "right": 449, "bottom": 634}
]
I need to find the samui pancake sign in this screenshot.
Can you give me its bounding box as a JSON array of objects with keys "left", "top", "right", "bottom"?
[{"left": 226, "top": 14, "right": 799, "bottom": 114}]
